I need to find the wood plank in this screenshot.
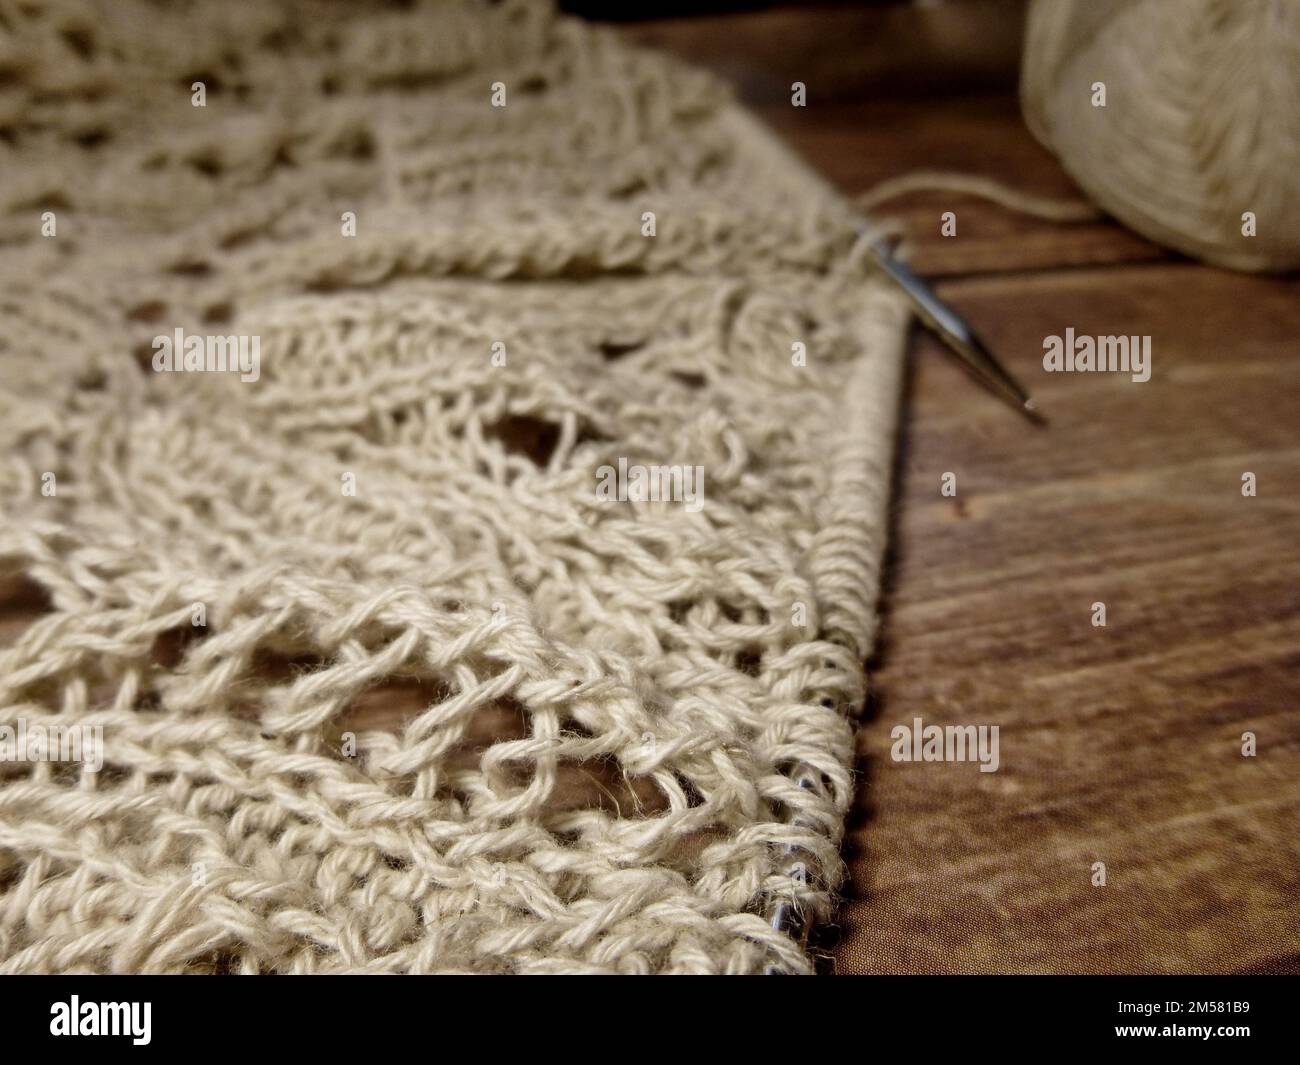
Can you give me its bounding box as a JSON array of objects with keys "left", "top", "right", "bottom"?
[{"left": 823, "top": 263, "right": 1300, "bottom": 974}]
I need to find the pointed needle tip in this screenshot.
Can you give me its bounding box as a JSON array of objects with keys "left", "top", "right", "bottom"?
[{"left": 1022, "top": 398, "right": 1048, "bottom": 427}]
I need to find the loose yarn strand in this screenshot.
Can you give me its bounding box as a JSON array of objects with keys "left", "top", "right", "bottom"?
[{"left": 856, "top": 169, "right": 1103, "bottom": 224}]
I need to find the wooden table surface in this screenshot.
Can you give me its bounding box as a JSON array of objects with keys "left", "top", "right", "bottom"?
[{"left": 632, "top": 1, "right": 1300, "bottom": 975}]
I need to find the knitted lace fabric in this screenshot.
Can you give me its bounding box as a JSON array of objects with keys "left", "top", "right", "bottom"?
[{"left": 0, "top": 0, "right": 907, "bottom": 974}]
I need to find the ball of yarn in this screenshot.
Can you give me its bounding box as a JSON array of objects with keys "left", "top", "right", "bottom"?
[{"left": 1020, "top": 0, "right": 1300, "bottom": 272}]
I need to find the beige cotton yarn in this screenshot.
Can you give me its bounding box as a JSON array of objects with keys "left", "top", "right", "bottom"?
[
  {"left": 0, "top": 0, "right": 908, "bottom": 973},
  {"left": 1021, "top": 0, "right": 1300, "bottom": 272}
]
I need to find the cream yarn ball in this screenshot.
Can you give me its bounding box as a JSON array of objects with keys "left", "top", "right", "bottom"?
[{"left": 1021, "top": 0, "right": 1300, "bottom": 272}]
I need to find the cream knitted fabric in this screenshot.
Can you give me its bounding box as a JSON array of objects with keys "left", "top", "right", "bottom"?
[{"left": 0, "top": 0, "right": 907, "bottom": 974}]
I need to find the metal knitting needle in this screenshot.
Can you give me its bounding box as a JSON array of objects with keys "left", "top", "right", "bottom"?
[{"left": 856, "top": 226, "right": 1045, "bottom": 425}]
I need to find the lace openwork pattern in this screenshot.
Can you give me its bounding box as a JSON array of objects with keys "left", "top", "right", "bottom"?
[{"left": 0, "top": 0, "right": 906, "bottom": 973}]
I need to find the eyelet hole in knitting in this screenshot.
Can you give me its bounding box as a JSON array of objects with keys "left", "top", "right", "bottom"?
[
  {"left": 44, "top": 757, "right": 85, "bottom": 789},
  {"left": 333, "top": 677, "right": 459, "bottom": 738},
  {"left": 59, "top": 26, "right": 96, "bottom": 61},
  {"left": 150, "top": 623, "right": 209, "bottom": 671},
  {"left": 124, "top": 299, "right": 165, "bottom": 324},
  {"left": 72, "top": 127, "right": 111, "bottom": 150},
  {"left": 0, "top": 573, "right": 54, "bottom": 646},
  {"left": 0, "top": 851, "right": 21, "bottom": 895},
  {"left": 483, "top": 414, "right": 560, "bottom": 467},
  {"left": 202, "top": 302, "right": 234, "bottom": 326},
  {"left": 673, "top": 772, "right": 706, "bottom": 809},
  {"left": 550, "top": 756, "right": 668, "bottom": 817},
  {"left": 328, "top": 127, "right": 375, "bottom": 162},
  {"left": 597, "top": 339, "right": 643, "bottom": 362},
  {"left": 248, "top": 649, "right": 329, "bottom": 686},
  {"left": 91, "top": 764, "right": 133, "bottom": 790},
  {"left": 218, "top": 225, "right": 259, "bottom": 251},
  {"left": 610, "top": 177, "right": 647, "bottom": 199},
  {"left": 13, "top": 189, "right": 71, "bottom": 212},
  {"left": 259, "top": 27, "right": 296, "bottom": 54},
  {"left": 179, "top": 71, "right": 223, "bottom": 95},
  {"left": 168, "top": 259, "right": 212, "bottom": 278},
  {"left": 666, "top": 599, "right": 694, "bottom": 625},
  {"left": 189, "top": 950, "right": 250, "bottom": 976},
  {"left": 270, "top": 142, "right": 296, "bottom": 171},
  {"left": 188, "top": 151, "right": 224, "bottom": 179}
]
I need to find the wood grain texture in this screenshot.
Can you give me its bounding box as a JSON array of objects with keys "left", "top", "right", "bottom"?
[
  {"left": 831, "top": 266, "right": 1300, "bottom": 974},
  {"left": 631, "top": 3, "right": 1300, "bottom": 974}
]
